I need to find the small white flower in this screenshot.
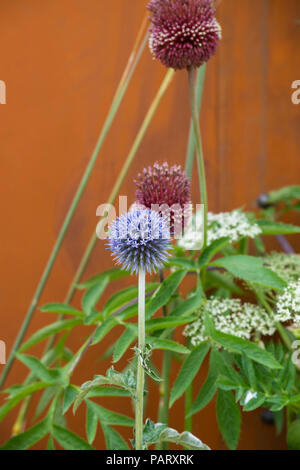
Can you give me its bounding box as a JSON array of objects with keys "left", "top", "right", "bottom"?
[
  {"left": 276, "top": 279, "right": 300, "bottom": 326},
  {"left": 264, "top": 252, "right": 300, "bottom": 284},
  {"left": 178, "top": 209, "right": 261, "bottom": 251},
  {"left": 183, "top": 297, "right": 275, "bottom": 346}
]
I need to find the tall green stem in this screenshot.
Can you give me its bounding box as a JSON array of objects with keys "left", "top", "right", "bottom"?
[
  {"left": 135, "top": 268, "right": 146, "bottom": 450},
  {"left": 0, "top": 29, "right": 149, "bottom": 391},
  {"left": 185, "top": 65, "right": 206, "bottom": 180},
  {"left": 188, "top": 66, "right": 208, "bottom": 250},
  {"left": 184, "top": 67, "right": 208, "bottom": 433}
]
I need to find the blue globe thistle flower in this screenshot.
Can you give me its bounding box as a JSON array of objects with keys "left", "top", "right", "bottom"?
[{"left": 107, "top": 209, "right": 171, "bottom": 274}]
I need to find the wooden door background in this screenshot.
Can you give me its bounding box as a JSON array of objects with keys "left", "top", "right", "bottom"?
[{"left": 0, "top": 0, "right": 299, "bottom": 449}]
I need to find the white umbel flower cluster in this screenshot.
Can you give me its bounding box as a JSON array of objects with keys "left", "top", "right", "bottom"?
[
  {"left": 178, "top": 210, "right": 262, "bottom": 251},
  {"left": 183, "top": 298, "right": 276, "bottom": 346},
  {"left": 276, "top": 279, "right": 300, "bottom": 325},
  {"left": 264, "top": 252, "right": 300, "bottom": 284}
]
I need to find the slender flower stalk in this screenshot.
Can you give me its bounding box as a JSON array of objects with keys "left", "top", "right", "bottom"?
[
  {"left": 0, "top": 21, "right": 149, "bottom": 391},
  {"left": 188, "top": 65, "right": 208, "bottom": 250},
  {"left": 185, "top": 64, "right": 206, "bottom": 180},
  {"left": 136, "top": 267, "right": 146, "bottom": 450}
]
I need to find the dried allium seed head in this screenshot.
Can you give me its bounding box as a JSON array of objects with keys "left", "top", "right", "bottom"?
[
  {"left": 134, "top": 162, "right": 191, "bottom": 235},
  {"left": 147, "top": 0, "right": 222, "bottom": 70}
]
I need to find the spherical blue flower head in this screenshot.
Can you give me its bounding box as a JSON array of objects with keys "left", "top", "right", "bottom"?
[{"left": 107, "top": 209, "right": 172, "bottom": 274}]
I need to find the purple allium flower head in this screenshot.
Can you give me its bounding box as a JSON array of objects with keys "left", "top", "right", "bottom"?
[
  {"left": 107, "top": 209, "right": 171, "bottom": 274},
  {"left": 134, "top": 162, "right": 191, "bottom": 236},
  {"left": 147, "top": 0, "right": 222, "bottom": 70}
]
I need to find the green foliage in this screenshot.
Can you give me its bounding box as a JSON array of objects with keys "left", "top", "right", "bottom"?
[
  {"left": 0, "top": 418, "right": 51, "bottom": 450},
  {"left": 73, "top": 367, "right": 136, "bottom": 413},
  {"left": 257, "top": 220, "right": 300, "bottom": 235},
  {"left": 211, "top": 255, "right": 287, "bottom": 290},
  {"left": 188, "top": 348, "right": 223, "bottom": 417},
  {"left": 205, "top": 312, "right": 282, "bottom": 369},
  {"left": 141, "top": 419, "right": 210, "bottom": 450},
  {"left": 78, "top": 268, "right": 130, "bottom": 289},
  {"left": 40, "top": 303, "right": 84, "bottom": 317},
  {"left": 170, "top": 343, "right": 210, "bottom": 407},
  {"left": 216, "top": 344, "right": 300, "bottom": 413},
  {"left": 146, "top": 270, "right": 187, "bottom": 319},
  {"left": 216, "top": 389, "right": 241, "bottom": 450},
  {"left": 16, "top": 354, "right": 69, "bottom": 385},
  {"left": 287, "top": 420, "right": 300, "bottom": 450},
  {"left": 198, "top": 237, "right": 230, "bottom": 267},
  {"left": 4, "top": 180, "right": 300, "bottom": 450},
  {"left": 52, "top": 425, "right": 94, "bottom": 450},
  {"left": 19, "top": 319, "right": 82, "bottom": 352},
  {"left": 0, "top": 382, "right": 52, "bottom": 422},
  {"left": 102, "top": 425, "right": 130, "bottom": 450}
]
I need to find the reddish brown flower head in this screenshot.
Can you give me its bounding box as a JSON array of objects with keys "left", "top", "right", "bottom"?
[
  {"left": 147, "top": 0, "right": 222, "bottom": 70},
  {"left": 134, "top": 162, "right": 191, "bottom": 236}
]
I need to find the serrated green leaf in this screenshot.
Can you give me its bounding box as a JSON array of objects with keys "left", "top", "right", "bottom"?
[
  {"left": 113, "top": 328, "right": 137, "bottom": 363},
  {"left": 93, "top": 317, "right": 117, "bottom": 345},
  {"left": 170, "top": 343, "right": 210, "bottom": 408},
  {"left": 198, "top": 237, "right": 230, "bottom": 268},
  {"left": 211, "top": 255, "right": 287, "bottom": 290},
  {"left": 34, "top": 385, "right": 58, "bottom": 419},
  {"left": 40, "top": 303, "right": 84, "bottom": 317},
  {"left": 0, "top": 382, "right": 50, "bottom": 422},
  {"left": 145, "top": 316, "right": 196, "bottom": 333},
  {"left": 19, "top": 319, "right": 82, "bottom": 352},
  {"left": 216, "top": 389, "right": 241, "bottom": 450},
  {"left": 167, "top": 258, "right": 197, "bottom": 271},
  {"left": 52, "top": 425, "right": 94, "bottom": 450},
  {"left": 159, "top": 427, "right": 210, "bottom": 450},
  {"left": 102, "top": 425, "right": 129, "bottom": 450},
  {"left": 146, "top": 337, "right": 190, "bottom": 354},
  {"left": 146, "top": 270, "right": 187, "bottom": 319},
  {"left": 188, "top": 348, "right": 221, "bottom": 417},
  {"left": 78, "top": 268, "right": 130, "bottom": 289},
  {"left": 86, "top": 405, "right": 98, "bottom": 444},
  {"left": 170, "top": 290, "right": 203, "bottom": 317},
  {"left": 82, "top": 278, "right": 109, "bottom": 315},
  {"left": 16, "top": 354, "right": 68, "bottom": 385},
  {"left": 102, "top": 285, "right": 157, "bottom": 319},
  {"left": 86, "top": 400, "right": 134, "bottom": 427},
  {"left": 257, "top": 220, "right": 300, "bottom": 235},
  {"left": 0, "top": 418, "right": 50, "bottom": 450},
  {"left": 63, "top": 385, "right": 79, "bottom": 414},
  {"left": 206, "top": 321, "right": 282, "bottom": 370}
]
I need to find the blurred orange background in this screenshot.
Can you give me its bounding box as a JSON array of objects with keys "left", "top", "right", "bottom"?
[{"left": 0, "top": 0, "right": 300, "bottom": 449}]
